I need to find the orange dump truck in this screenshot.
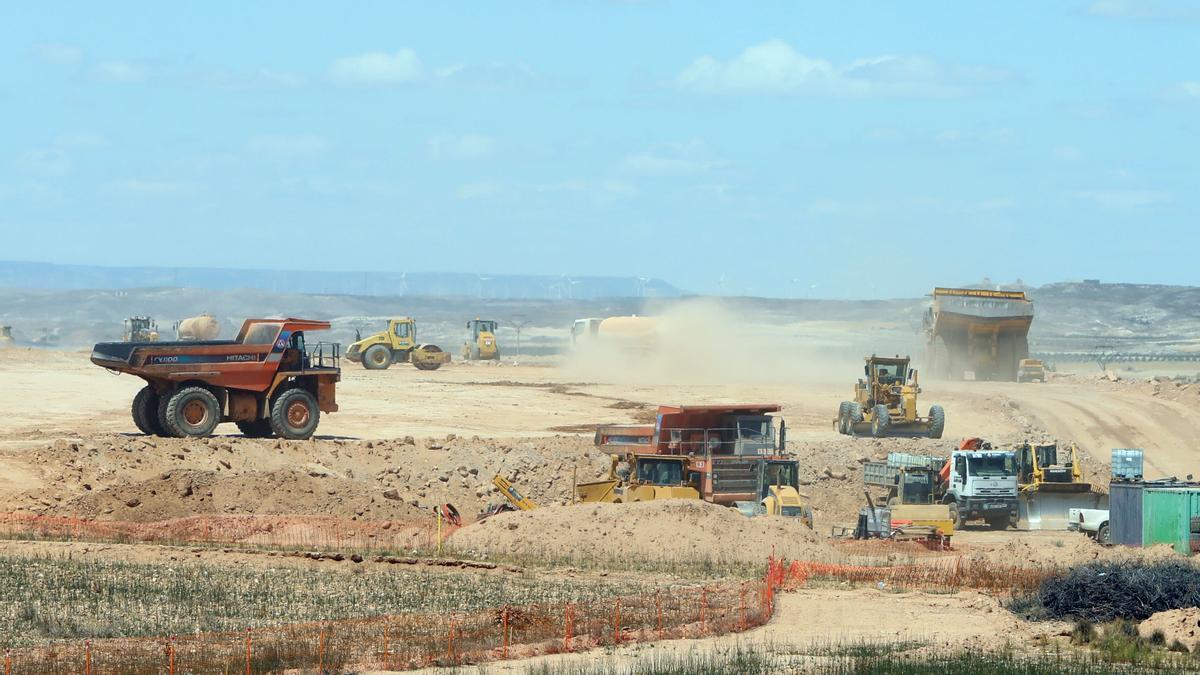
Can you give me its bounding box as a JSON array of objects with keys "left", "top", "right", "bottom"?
[{"left": 90, "top": 318, "right": 340, "bottom": 440}]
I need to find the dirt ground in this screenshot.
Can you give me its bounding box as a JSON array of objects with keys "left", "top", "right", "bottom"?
[{"left": 1, "top": 345, "right": 1199, "bottom": 668}]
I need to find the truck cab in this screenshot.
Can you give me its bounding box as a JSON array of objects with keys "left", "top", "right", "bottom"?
[
  {"left": 570, "top": 318, "right": 602, "bottom": 346},
  {"left": 941, "top": 446, "right": 1019, "bottom": 528}
]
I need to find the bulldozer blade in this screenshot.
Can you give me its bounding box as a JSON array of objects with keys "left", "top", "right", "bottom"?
[{"left": 1019, "top": 490, "right": 1109, "bottom": 530}]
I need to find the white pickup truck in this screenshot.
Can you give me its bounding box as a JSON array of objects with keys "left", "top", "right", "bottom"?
[{"left": 1068, "top": 507, "right": 1111, "bottom": 545}]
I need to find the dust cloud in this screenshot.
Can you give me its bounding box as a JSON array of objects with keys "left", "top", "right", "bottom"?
[{"left": 561, "top": 298, "right": 867, "bottom": 386}]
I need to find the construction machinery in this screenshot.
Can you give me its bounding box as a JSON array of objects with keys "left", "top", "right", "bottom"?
[
  {"left": 924, "top": 287, "right": 1034, "bottom": 381},
  {"left": 583, "top": 404, "right": 812, "bottom": 526},
  {"left": 90, "top": 317, "right": 340, "bottom": 439},
  {"left": 344, "top": 318, "right": 450, "bottom": 371},
  {"left": 941, "top": 439, "right": 1021, "bottom": 529},
  {"left": 122, "top": 316, "right": 159, "bottom": 342},
  {"left": 1017, "top": 359, "right": 1047, "bottom": 383},
  {"left": 864, "top": 458, "right": 954, "bottom": 537},
  {"left": 176, "top": 314, "right": 221, "bottom": 341},
  {"left": 1014, "top": 440, "right": 1108, "bottom": 530},
  {"left": 837, "top": 355, "right": 945, "bottom": 438},
  {"left": 462, "top": 318, "right": 500, "bottom": 361}
]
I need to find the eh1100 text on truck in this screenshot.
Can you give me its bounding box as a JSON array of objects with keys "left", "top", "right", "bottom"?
[{"left": 91, "top": 318, "right": 340, "bottom": 440}]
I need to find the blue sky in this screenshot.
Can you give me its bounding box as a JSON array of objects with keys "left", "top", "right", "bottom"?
[{"left": 1, "top": 1, "right": 1197, "bottom": 298}]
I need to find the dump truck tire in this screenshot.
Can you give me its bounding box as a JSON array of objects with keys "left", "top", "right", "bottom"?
[
  {"left": 270, "top": 387, "right": 320, "bottom": 440},
  {"left": 236, "top": 419, "right": 274, "bottom": 438},
  {"left": 871, "top": 404, "right": 890, "bottom": 438},
  {"left": 131, "top": 386, "right": 159, "bottom": 435},
  {"left": 928, "top": 405, "right": 946, "bottom": 439},
  {"left": 156, "top": 394, "right": 179, "bottom": 438},
  {"left": 362, "top": 345, "right": 392, "bottom": 370},
  {"left": 163, "top": 386, "right": 221, "bottom": 438}
]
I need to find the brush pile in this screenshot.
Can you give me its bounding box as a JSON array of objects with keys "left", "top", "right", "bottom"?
[{"left": 1028, "top": 560, "right": 1200, "bottom": 622}]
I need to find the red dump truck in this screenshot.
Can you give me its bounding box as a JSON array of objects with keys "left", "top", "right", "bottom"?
[{"left": 90, "top": 318, "right": 340, "bottom": 440}]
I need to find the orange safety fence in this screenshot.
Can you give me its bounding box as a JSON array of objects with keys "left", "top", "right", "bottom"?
[
  {"left": 775, "top": 556, "right": 1051, "bottom": 594},
  {"left": 2, "top": 578, "right": 776, "bottom": 672},
  {"left": 0, "top": 512, "right": 453, "bottom": 553}
]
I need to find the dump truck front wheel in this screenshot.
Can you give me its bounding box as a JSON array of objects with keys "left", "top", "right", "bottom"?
[
  {"left": 928, "top": 405, "right": 946, "bottom": 439},
  {"left": 362, "top": 345, "right": 392, "bottom": 370},
  {"left": 870, "top": 404, "right": 890, "bottom": 437},
  {"left": 163, "top": 386, "right": 221, "bottom": 438},
  {"left": 270, "top": 387, "right": 320, "bottom": 440}
]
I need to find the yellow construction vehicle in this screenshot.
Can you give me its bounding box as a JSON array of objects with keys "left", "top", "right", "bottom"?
[
  {"left": 760, "top": 485, "right": 814, "bottom": 528},
  {"left": 924, "top": 287, "right": 1034, "bottom": 381},
  {"left": 122, "top": 316, "right": 159, "bottom": 342},
  {"left": 462, "top": 318, "right": 500, "bottom": 361},
  {"left": 1015, "top": 441, "right": 1107, "bottom": 529},
  {"left": 859, "top": 462, "right": 954, "bottom": 543},
  {"left": 344, "top": 318, "right": 450, "bottom": 370},
  {"left": 576, "top": 454, "right": 700, "bottom": 504},
  {"left": 493, "top": 474, "right": 538, "bottom": 510},
  {"left": 837, "top": 355, "right": 945, "bottom": 438},
  {"left": 1017, "top": 359, "right": 1047, "bottom": 383}
]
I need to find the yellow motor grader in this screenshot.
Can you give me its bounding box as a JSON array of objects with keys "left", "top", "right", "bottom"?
[{"left": 837, "top": 355, "right": 945, "bottom": 438}]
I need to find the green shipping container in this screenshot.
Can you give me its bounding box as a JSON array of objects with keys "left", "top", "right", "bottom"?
[{"left": 1142, "top": 488, "right": 1200, "bottom": 555}]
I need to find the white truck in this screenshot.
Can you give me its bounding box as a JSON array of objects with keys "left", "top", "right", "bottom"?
[
  {"left": 872, "top": 450, "right": 1020, "bottom": 529},
  {"left": 1068, "top": 507, "right": 1111, "bottom": 545},
  {"left": 942, "top": 449, "right": 1021, "bottom": 529}
]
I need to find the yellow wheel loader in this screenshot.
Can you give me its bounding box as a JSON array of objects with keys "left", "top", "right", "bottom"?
[
  {"left": 344, "top": 318, "right": 451, "bottom": 371},
  {"left": 1015, "top": 441, "right": 1108, "bottom": 530},
  {"left": 461, "top": 318, "right": 500, "bottom": 361},
  {"left": 837, "top": 355, "right": 945, "bottom": 439}
]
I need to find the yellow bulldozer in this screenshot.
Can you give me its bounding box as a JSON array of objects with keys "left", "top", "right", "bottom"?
[
  {"left": 837, "top": 355, "right": 945, "bottom": 438},
  {"left": 344, "top": 318, "right": 450, "bottom": 370},
  {"left": 122, "top": 316, "right": 159, "bottom": 342},
  {"left": 1015, "top": 440, "right": 1107, "bottom": 529},
  {"left": 461, "top": 318, "right": 500, "bottom": 361}
]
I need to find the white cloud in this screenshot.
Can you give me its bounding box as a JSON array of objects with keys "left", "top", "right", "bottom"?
[
  {"left": 248, "top": 134, "right": 330, "bottom": 157},
  {"left": 1163, "top": 81, "right": 1200, "bottom": 102},
  {"left": 92, "top": 61, "right": 147, "bottom": 84},
  {"left": 105, "top": 179, "right": 202, "bottom": 197},
  {"left": 31, "top": 42, "right": 84, "bottom": 64},
  {"left": 621, "top": 142, "right": 725, "bottom": 175},
  {"left": 1086, "top": 0, "right": 1200, "bottom": 20},
  {"left": 12, "top": 148, "right": 71, "bottom": 176},
  {"left": 677, "top": 40, "right": 1010, "bottom": 97},
  {"left": 435, "top": 62, "right": 548, "bottom": 90},
  {"left": 328, "top": 50, "right": 423, "bottom": 85},
  {"left": 457, "top": 181, "right": 504, "bottom": 200},
  {"left": 428, "top": 134, "right": 495, "bottom": 159},
  {"left": 1072, "top": 189, "right": 1171, "bottom": 208}
]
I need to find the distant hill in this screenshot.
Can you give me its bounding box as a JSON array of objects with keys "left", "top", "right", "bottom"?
[{"left": 0, "top": 261, "right": 682, "bottom": 301}]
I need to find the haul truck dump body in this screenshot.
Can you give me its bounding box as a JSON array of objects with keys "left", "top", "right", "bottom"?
[{"left": 924, "top": 288, "right": 1034, "bottom": 381}]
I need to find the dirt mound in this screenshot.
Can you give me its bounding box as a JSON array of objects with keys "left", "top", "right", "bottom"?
[
  {"left": 963, "top": 536, "right": 1179, "bottom": 568},
  {"left": 449, "top": 499, "right": 838, "bottom": 566},
  {"left": 1139, "top": 608, "right": 1200, "bottom": 651},
  {"left": 0, "top": 433, "right": 611, "bottom": 523}
]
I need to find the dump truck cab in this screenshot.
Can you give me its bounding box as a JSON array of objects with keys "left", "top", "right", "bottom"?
[
  {"left": 462, "top": 318, "right": 499, "bottom": 360},
  {"left": 345, "top": 317, "right": 450, "bottom": 371},
  {"left": 91, "top": 318, "right": 340, "bottom": 440}
]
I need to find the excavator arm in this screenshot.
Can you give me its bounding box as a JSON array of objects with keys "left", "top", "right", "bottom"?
[{"left": 493, "top": 475, "right": 538, "bottom": 511}]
